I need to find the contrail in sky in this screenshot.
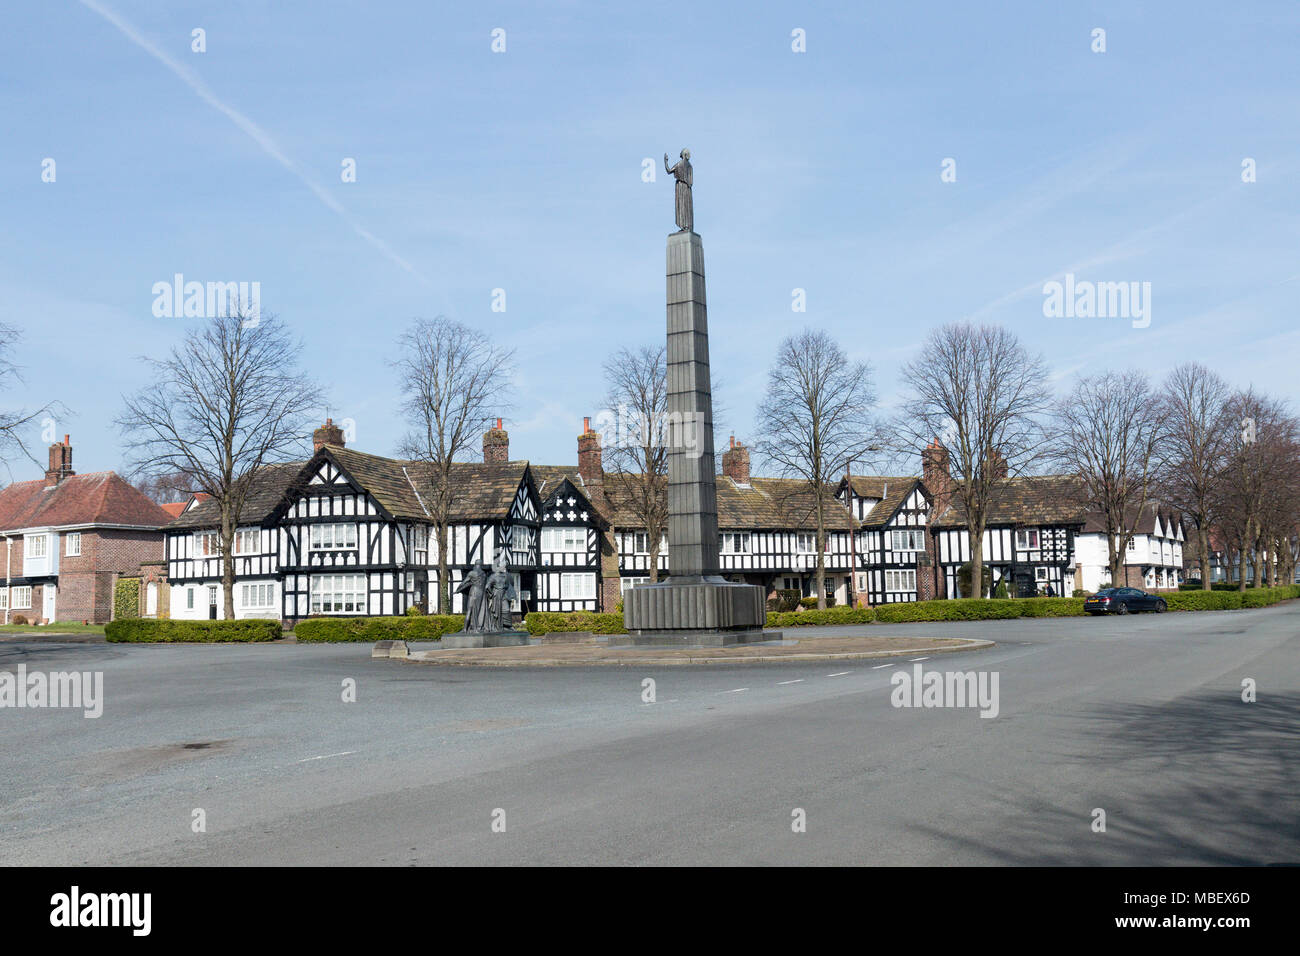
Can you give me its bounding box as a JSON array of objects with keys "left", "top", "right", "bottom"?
[{"left": 78, "top": 0, "right": 431, "bottom": 286}]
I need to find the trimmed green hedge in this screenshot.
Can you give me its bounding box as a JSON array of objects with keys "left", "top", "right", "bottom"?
[
  {"left": 767, "top": 606, "right": 874, "bottom": 628},
  {"left": 523, "top": 611, "right": 627, "bottom": 635},
  {"left": 292, "top": 615, "right": 464, "bottom": 642},
  {"left": 106, "top": 619, "right": 281, "bottom": 643}
]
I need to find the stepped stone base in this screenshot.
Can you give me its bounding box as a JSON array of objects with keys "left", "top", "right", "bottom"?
[
  {"left": 609, "top": 628, "right": 779, "bottom": 648},
  {"left": 621, "top": 577, "right": 768, "bottom": 646},
  {"left": 440, "top": 630, "right": 531, "bottom": 649}
]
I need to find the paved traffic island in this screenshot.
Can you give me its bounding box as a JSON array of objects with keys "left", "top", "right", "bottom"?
[{"left": 379, "top": 634, "right": 994, "bottom": 667}]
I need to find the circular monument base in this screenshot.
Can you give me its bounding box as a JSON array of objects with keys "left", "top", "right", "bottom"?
[{"left": 440, "top": 630, "right": 531, "bottom": 649}]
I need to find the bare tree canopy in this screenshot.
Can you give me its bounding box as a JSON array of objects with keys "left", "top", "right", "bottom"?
[
  {"left": 599, "top": 345, "right": 670, "bottom": 582},
  {"left": 0, "top": 323, "right": 63, "bottom": 479},
  {"left": 1154, "top": 362, "right": 1232, "bottom": 589},
  {"left": 397, "top": 316, "right": 516, "bottom": 613},
  {"left": 118, "top": 308, "right": 322, "bottom": 618},
  {"left": 1217, "top": 389, "right": 1299, "bottom": 590},
  {"left": 1048, "top": 369, "right": 1164, "bottom": 588},
  {"left": 755, "top": 328, "right": 878, "bottom": 609},
  {"left": 898, "top": 322, "right": 1049, "bottom": 598}
]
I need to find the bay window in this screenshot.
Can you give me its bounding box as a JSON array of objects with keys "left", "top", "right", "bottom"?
[
  {"left": 310, "top": 574, "right": 367, "bottom": 614},
  {"left": 310, "top": 523, "right": 358, "bottom": 550}
]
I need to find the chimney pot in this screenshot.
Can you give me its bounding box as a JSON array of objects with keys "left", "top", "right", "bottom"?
[
  {"left": 578, "top": 424, "right": 603, "bottom": 487},
  {"left": 313, "top": 419, "right": 345, "bottom": 453},
  {"left": 482, "top": 419, "right": 509, "bottom": 463},
  {"left": 722, "top": 439, "right": 750, "bottom": 486}
]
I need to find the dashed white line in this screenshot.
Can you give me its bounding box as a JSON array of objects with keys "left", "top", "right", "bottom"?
[
  {"left": 777, "top": 679, "right": 804, "bottom": 685},
  {"left": 719, "top": 688, "right": 749, "bottom": 694},
  {"left": 827, "top": 671, "right": 851, "bottom": 677},
  {"left": 872, "top": 663, "right": 893, "bottom": 670},
  {"left": 295, "top": 751, "right": 355, "bottom": 763},
  {"left": 908, "top": 657, "right": 929, "bottom": 662}
]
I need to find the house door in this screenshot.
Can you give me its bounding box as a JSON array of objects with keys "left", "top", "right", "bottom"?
[
  {"left": 43, "top": 584, "right": 57, "bottom": 622},
  {"left": 1013, "top": 571, "right": 1036, "bottom": 598},
  {"left": 208, "top": 585, "right": 218, "bottom": 620}
]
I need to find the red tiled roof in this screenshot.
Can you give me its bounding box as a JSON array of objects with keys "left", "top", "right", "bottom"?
[
  {"left": 160, "top": 502, "right": 187, "bottom": 518},
  {"left": 0, "top": 473, "right": 174, "bottom": 531}
]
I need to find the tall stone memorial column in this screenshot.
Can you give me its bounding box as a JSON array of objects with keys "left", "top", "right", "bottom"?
[{"left": 620, "top": 150, "right": 768, "bottom": 646}]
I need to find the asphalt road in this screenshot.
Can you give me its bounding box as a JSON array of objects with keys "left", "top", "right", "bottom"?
[{"left": 1, "top": 605, "right": 1297, "bottom": 865}]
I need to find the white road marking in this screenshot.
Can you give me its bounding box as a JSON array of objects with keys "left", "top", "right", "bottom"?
[
  {"left": 872, "top": 664, "right": 893, "bottom": 670},
  {"left": 908, "top": 657, "right": 929, "bottom": 662},
  {"left": 827, "top": 671, "right": 851, "bottom": 677},
  {"left": 296, "top": 751, "right": 356, "bottom": 763},
  {"left": 777, "top": 679, "right": 804, "bottom": 685},
  {"left": 719, "top": 688, "right": 749, "bottom": 694}
]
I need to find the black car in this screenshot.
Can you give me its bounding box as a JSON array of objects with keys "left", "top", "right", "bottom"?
[{"left": 1084, "top": 587, "right": 1167, "bottom": 615}]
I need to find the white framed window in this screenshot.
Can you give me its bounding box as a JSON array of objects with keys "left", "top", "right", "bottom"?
[
  {"left": 884, "top": 569, "right": 916, "bottom": 592},
  {"left": 1015, "top": 529, "right": 1040, "bottom": 550},
  {"left": 197, "top": 531, "right": 220, "bottom": 556},
  {"left": 721, "top": 532, "right": 751, "bottom": 554},
  {"left": 794, "top": 532, "right": 815, "bottom": 553},
  {"left": 619, "top": 576, "right": 648, "bottom": 593},
  {"left": 27, "top": 535, "right": 48, "bottom": 559},
  {"left": 0, "top": 589, "right": 7, "bottom": 610},
  {"left": 186, "top": 588, "right": 195, "bottom": 610},
  {"left": 310, "top": 574, "right": 367, "bottom": 614},
  {"left": 12, "top": 586, "right": 32, "bottom": 609},
  {"left": 560, "top": 572, "right": 596, "bottom": 600},
  {"left": 1127, "top": 537, "right": 1137, "bottom": 551},
  {"left": 890, "top": 529, "right": 924, "bottom": 551},
  {"left": 510, "top": 525, "right": 530, "bottom": 553},
  {"left": 630, "top": 532, "right": 650, "bottom": 555},
  {"left": 1035, "top": 567, "right": 1049, "bottom": 582},
  {"left": 233, "top": 530, "right": 260, "bottom": 554},
  {"left": 412, "top": 525, "right": 429, "bottom": 564},
  {"left": 542, "top": 527, "right": 586, "bottom": 552},
  {"left": 65, "top": 532, "right": 81, "bottom": 556},
  {"left": 309, "top": 523, "right": 358, "bottom": 550},
  {"left": 240, "top": 582, "right": 276, "bottom": 608}
]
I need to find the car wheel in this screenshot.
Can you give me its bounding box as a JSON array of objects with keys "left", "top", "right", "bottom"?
[
  {"left": 1115, "top": 602, "right": 1128, "bottom": 615},
  {"left": 1155, "top": 600, "right": 1166, "bottom": 613}
]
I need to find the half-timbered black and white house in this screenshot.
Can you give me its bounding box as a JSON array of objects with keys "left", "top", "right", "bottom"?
[
  {"left": 836, "top": 476, "right": 934, "bottom": 604},
  {"left": 164, "top": 422, "right": 543, "bottom": 622}
]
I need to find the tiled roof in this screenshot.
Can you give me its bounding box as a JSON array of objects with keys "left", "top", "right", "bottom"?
[
  {"left": 851, "top": 477, "right": 928, "bottom": 529},
  {"left": 165, "top": 463, "right": 306, "bottom": 530},
  {"left": 1081, "top": 500, "right": 1184, "bottom": 536},
  {"left": 164, "top": 448, "right": 530, "bottom": 530},
  {"left": 932, "top": 475, "right": 1089, "bottom": 528},
  {"left": 0, "top": 472, "right": 174, "bottom": 531}
]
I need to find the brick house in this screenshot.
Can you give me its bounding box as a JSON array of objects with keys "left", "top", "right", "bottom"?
[{"left": 0, "top": 437, "right": 173, "bottom": 624}]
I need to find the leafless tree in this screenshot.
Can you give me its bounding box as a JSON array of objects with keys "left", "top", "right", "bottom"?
[
  {"left": 755, "top": 329, "right": 878, "bottom": 609},
  {"left": 1048, "top": 370, "right": 1164, "bottom": 589},
  {"left": 1154, "top": 363, "right": 1232, "bottom": 589},
  {"left": 599, "top": 345, "right": 669, "bottom": 583},
  {"left": 118, "top": 307, "right": 322, "bottom": 618},
  {"left": 397, "top": 317, "right": 515, "bottom": 613},
  {"left": 0, "top": 324, "right": 63, "bottom": 479},
  {"left": 1218, "top": 390, "right": 1299, "bottom": 589},
  {"left": 132, "top": 470, "right": 201, "bottom": 504},
  {"left": 897, "top": 323, "right": 1049, "bottom": 599}
]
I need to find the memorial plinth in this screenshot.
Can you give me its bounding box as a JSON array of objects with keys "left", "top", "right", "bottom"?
[{"left": 621, "top": 199, "right": 768, "bottom": 646}]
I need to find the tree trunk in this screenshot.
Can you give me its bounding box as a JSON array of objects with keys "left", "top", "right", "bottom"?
[
  {"left": 436, "top": 521, "right": 450, "bottom": 614},
  {"left": 221, "top": 509, "right": 235, "bottom": 620},
  {"left": 1107, "top": 531, "right": 1121, "bottom": 590},
  {"left": 1199, "top": 527, "right": 1210, "bottom": 590},
  {"left": 969, "top": 530, "right": 984, "bottom": 599},
  {"left": 1238, "top": 523, "right": 1249, "bottom": 591},
  {"left": 815, "top": 502, "right": 827, "bottom": 610},
  {"left": 648, "top": 528, "right": 661, "bottom": 584}
]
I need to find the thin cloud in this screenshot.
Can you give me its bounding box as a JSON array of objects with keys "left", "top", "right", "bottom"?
[{"left": 78, "top": 0, "right": 431, "bottom": 287}]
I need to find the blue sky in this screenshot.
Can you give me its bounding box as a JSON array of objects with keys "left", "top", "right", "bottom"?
[{"left": 2, "top": 0, "right": 1298, "bottom": 486}]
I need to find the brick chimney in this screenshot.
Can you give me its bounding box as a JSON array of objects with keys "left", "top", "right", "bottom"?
[
  {"left": 984, "top": 448, "right": 1008, "bottom": 481},
  {"left": 921, "top": 439, "right": 952, "bottom": 516},
  {"left": 722, "top": 435, "right": 750, "bottom": 486},
  {"left": 313, "top": 418, "right": 345, "bottom": 453},
  {"left": 45, "top": 435, "right": 74, "bottom": 486},
  {"left": 577, "top": 417, "right": 603, "bottom": 490},
  {"left": 483, "top": 418, "right": 509, "bottom": 463}
]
